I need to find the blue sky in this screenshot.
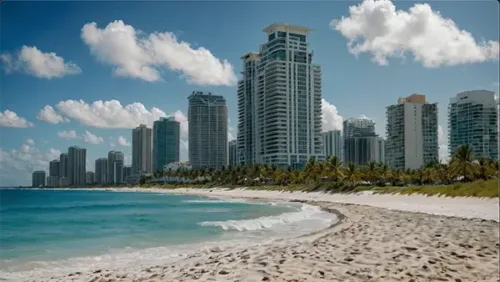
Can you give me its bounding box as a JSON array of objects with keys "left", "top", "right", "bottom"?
[{"left": 0, "top": 0, "right": 498, "bottom": 186}]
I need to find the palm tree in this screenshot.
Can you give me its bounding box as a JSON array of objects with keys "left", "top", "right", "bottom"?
[
  {"left": 450, "top": 144, "right": 478, "bottom": 182},
  {"left": 364, "top": 161, "right": 379, "bottom": 183},
  {"left": 344, "top": 162, "right": 359, "bottom": 188},
  {"left": 327, "top": 156, "right": 344, "bottom": 181}
]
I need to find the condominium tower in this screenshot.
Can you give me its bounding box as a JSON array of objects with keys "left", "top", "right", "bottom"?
[
  {"left": 32, "top": 171, "right": 46, "bottom": 187},
  {"left": 153, "top": 117, "right": 180, "bottom": 172},
  {"left": 188, "top": 91, "right": 228, "bottom": 169},
  {"left": 237, "top": 23, "right": 323, "bottom": 168},
  {"left": 68, "top": 146, "right": 86, "bottom": 185},
  {"left": 59, "top": 153, "right": 68, "bottom": 179},
  {"left": 448, "top": 90, "right": 498, "bottom": 159},
  {"left": 343, "top": 118, "right": 380, "bottom": 165},
  {"left": 322, "top": 130, "right": 343, "bottom": 161},
  {"left": 132, "top": 124, "right": 152, "bottom": 174},
  {"left": 386, "top": 94, "right": 438, "bottom": 170},
  {"left": 108, "top": 151, "right": 124, "bottom": 184},
  {"left": 95, "top": 158, "right": 108, "bottom": 185}
]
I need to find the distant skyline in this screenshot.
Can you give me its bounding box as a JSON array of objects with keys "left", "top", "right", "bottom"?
[{"left": 0, "top": 0, "right": 498, "bottom": 186}]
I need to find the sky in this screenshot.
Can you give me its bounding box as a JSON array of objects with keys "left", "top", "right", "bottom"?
[{"left": 0, "top": 0, "right": 498, "bottom": 186}]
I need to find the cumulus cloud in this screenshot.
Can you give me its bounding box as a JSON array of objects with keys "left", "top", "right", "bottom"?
[
  {"left": 26, "top": 139, "right": 35, "bottom": 146},
  {"left": 82, "top": 131, "right": 104, "bottom": 144},
  {"left": 81, "top": 20, "right": 237, "bottom": 85},
  {"left": 37, "top": 105, "right": 70, "bottom": 124},
  {"left": 331, "top": 0, "right": 499, "bottom": 67},
  {"left": 0, "top": 110, "right": 33, "bottom": 128},
  {"left": 228, "top": 119, "right": 236, "bottom": 141},
  {"left": 117, "top": 136, "right": 131, "bottom": 146},
  {"left": 322, "top": 98, "right": 344, "bottom": 132},
  {"left": 57, "top": 130, "right": 78, "bottom": 140},
  {"left": 0, "top": 46, "right": 81, "bottom": 78},
  {"left": 0, "top": 141, "right": 61, "bottom": 186},
  {"left": 438, "top": 125, "right": 450, "bottom": 163}
]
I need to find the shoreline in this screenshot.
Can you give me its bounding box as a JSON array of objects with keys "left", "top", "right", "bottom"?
[{"left": 3, "top": 188, "right": 499, "bottom": 281}]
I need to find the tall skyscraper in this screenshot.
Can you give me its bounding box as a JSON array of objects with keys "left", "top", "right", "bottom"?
[
  {"left": 188, "top": 91, "right": 228, "bottom": 169},
  {"left": 49, "top": 160, "right": 60, "bottom": 177},
  {"left": 132, "top": 124, "right": 152, "bottom": 174},
  {"left": 68, "top": 146, "right": 86, "bottom": 185},
  {"left": 59, "top": 153, "right": 68, "bottom": 179},
  {"left": 32, "top": 171, "right": 46, "bottom": 187},
  {"left": 386, "top": 94, "right": 438, "bottom": 170},
  {"left": 343, "top": 118, "right": 380, "bottom": 166},
  {"left": 448, "top": 90, "right": 498, "bottom": 159},
  {"left": 108, "top": 151, "right": 124, "bottom": 184},
  {"left": 95, "top": 158, "right": 108, "bottom": 185},
  {"left": 228, "top": 140, "right": 237, "bottom": 166},
  {"left": 153, "top": 117, "right": 180, "bottom": 172},
  {"left": 322, "top": 130, "right": 343, "bottom": 161},
  {"left": 237, "top": 23, "right": 323, "bottom": 168}
]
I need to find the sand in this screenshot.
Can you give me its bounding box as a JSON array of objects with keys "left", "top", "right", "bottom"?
[{"left": 11, "top": 188, "right": 500, "bottom": 282}]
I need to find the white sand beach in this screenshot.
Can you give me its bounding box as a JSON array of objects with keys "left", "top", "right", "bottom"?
[{"left": 17, "top": 188, "right": 500, "bottom": 282}]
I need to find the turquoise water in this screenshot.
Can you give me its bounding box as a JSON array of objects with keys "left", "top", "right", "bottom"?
[{"left": 0, "top": 189, "right": 335, "bottom": 280}]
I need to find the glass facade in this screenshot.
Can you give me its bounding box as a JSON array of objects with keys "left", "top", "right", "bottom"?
[{"left": 153, "top": 117, "right": 180, "bottom": 172}]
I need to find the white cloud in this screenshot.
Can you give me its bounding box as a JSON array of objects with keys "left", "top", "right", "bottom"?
[
  {"left": 37, "top": 105, "right": 70, "bottom": 124},
  {"left": 0, "top": 141, "right": 61, "bottom": 186},
  {"left": 57, "top": 130, "right": 78, "bottom": 140},
  {"left": 82, "top": 131, "right": 104, "bottom": 144},
  {"left": 26, "top": 139, "right": 35, "bottom": 146},
  {"left": 110, "top": 142, "right": 116, "bottom": 148},
  {"left": 1, "top": 46, "right": 81, "bottom": 78},
  {"left": 0, "top": 110, "right": 33, "bottom": 128},
  {"left": 322, "top": 98, "right": 344, "bottom": 132},
  {"left": 331, "top": 0, "right": 499, "bottom": 68},
  {"left": 438, "top": 125, "right": 450, "bottom": 163},
  {"left": 55, "top": 99, "right": 167, "bottom": 128},
  {"left": 117, "top": 136, "right": 131, "bottom": 146},
  {"left": 81, "top": 20, "right": 237, "bottom": 85}
]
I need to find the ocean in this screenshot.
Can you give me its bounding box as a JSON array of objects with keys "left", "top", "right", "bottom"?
[{"left": 0, "top": 188, "right": 336, "bottom": 280}]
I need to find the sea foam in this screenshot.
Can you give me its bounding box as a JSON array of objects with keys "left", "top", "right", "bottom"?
[{"left": 199, "top": 204, "right": 335, "bottom": 231}]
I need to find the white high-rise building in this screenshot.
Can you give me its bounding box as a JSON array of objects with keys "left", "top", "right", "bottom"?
[
  {"left": 132, "top": 124, "right": 152, "bottom": 174},
  {"left": 386, "top": 94, "right": 438, "bottom": 170},
  {"left": 448, "top": 90, "right": 498, "bottom": 160},
  {"left": 108, "top": 151, "right": 124, "bottom": 184},
  {"left": 188, "top": 91, "right": 228, "bottom": 169},
  {"left": 237, "top": 23, "right": 323, "bottom": 168},
  {"left": 322, "top": 130, "right": 343, "bottom": 161}
]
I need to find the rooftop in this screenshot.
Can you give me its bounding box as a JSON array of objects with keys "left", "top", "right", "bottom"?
[{"left": 263, "top": 23, "right": 311, "bottom": 35}]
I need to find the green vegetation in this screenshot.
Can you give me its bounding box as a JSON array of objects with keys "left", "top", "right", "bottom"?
[{"left": 143, "top": 145, "right": 499, "bottom": 198}]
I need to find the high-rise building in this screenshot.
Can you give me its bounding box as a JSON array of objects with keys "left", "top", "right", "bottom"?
[
  {"left": 343, "top": 118, "right": 380, "bottom": 166},
  {"left": 153, "top": 117, "right": 180, "bottom": 172},
  {"left": 68, "top": 146, "right": 86, "bottom": 185},
  {"left": 322, "top": 130, "right": 343, "bottom": 161},
  {"left": 59, "top": 153, "right": 68, "bottom": 178},
  {"left": 86, "top": 171, "right": 95, "bottom": 185},
  {"left": 448, "top": 90, "right": 498, "bottom": 159},
  {"left": 95, "top": 158, "right": 108, "bottom": 185},
  {"left": 377, "top": 137, "right": 386, "bottom": 164},
  {"left": 32, "top": 171, "right": 46, "bottom": 187},
  {"left": 132, "top": 124, "right": 152, "bottom": 174},
  {"left": 228, "top": 140, "right": 237, "bottom": 166},
  {"left": 188, "top": 91, "right": 228, "bottom": 169},
  {"left": 108, "top": 151, "right": 124, "bottom": 184},
  {"left": 122, "top": 165, "right": 132, "bottom": 182},
  {"left": 49, "top": 160, "right": 60, "bottom": 177},
  {"left": 237, "top": 23, "right": 323, "bottom": 168},
  {"left": 48, "top": 160, "right": 60, "bottom": 187},
  {"left": 386, "top": 94, "right": 438, "bottom": 170}
]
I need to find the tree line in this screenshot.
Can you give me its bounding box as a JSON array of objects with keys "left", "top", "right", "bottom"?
[{"left": 146, "top": 144, "right": 498, "bottom": 188}]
